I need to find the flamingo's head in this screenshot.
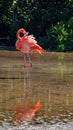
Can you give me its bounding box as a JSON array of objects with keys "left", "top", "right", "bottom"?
[{"left": 16, "top": 28, "right": 27, "bottom": 39}]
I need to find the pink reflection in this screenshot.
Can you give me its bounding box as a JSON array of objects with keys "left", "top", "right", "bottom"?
[{"left": 14, "top": 101, "right": 41, "bottom": 121}]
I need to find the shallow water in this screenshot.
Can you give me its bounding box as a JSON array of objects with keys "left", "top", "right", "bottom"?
[{"left": 0, "top": 50, "right": 73, "bottom": 130}]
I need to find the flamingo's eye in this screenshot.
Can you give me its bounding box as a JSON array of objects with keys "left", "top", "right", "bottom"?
[{"left": 20, "top": 32, "right": 24, "bottom": 37}]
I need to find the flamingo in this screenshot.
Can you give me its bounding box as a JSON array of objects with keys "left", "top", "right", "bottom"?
[
  {"left": 15, "top": 28, "right": 43, "bottom": 67},
  {"left": 14, "top": 101, "right": 41, "bottom": 121}
]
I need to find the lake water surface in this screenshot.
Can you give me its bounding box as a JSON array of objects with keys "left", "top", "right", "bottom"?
[{"left": 0, "top": 50, "right": 73, "bottom": 130}]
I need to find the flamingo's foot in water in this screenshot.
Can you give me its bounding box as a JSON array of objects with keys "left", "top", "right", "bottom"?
[
  {"left": 30, "top": 63, "right": 32, "bottom": 68},
  {"left": 24, "top": 63, "right": 32, "bottom": 68},
  {"left": 24, "top": 64, "right": 26, "bottom": 68}
]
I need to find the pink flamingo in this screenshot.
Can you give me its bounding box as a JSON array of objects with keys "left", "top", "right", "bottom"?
[{"left": 15, "top": 28, "right": 43, "bottom": 67}]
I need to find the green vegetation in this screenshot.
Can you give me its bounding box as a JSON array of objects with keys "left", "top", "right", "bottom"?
[{"left": 0, "top": 0, "right": 73, "bottom": 51}]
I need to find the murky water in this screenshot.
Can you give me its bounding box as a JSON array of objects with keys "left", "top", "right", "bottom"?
[{"left": 0, "top": 50, "right": 73, "bottom": 130}]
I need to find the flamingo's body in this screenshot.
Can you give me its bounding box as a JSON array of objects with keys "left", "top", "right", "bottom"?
[
  {"left": 14, "top": 101, "right": 41, "bottom": 121},
  {"left": 15, "top": 28, "right": 42, "bottom": 67}
]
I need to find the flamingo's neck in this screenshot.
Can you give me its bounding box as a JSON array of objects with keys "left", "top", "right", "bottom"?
[
  {"left": 16, "top": 32, "right": 22, "bottom": 40},
  {"left": 16, "top": 28, "right": 27, "bottom": 40}
]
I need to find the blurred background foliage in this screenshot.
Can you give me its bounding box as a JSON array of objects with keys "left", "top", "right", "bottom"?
[{"left": 0, "top": 0, "right": 73, "bottom": 51}]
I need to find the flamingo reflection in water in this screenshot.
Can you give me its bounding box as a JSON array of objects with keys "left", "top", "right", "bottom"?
[
  {"left": 14, "top": 101, "right": 41, "bottom": 122},
  {"left": 15, "top": 28, "right": 43, "bottom": 68}
]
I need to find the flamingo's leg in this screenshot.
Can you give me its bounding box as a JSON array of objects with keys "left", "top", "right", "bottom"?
[
  {"left": 27, "top": 54, "right": 32, "bottom": 67},
  {"left": 24, "top": 55, "right": 27, "bottom": 68}
]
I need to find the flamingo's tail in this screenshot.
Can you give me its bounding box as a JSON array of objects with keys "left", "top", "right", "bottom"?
[{"left": 30, "top": 45, "right": 43, "bottom": 54}]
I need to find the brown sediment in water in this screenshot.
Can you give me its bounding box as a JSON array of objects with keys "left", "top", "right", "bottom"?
[{"left": 0, "top": 50, "right": 73, "bottom": 122}]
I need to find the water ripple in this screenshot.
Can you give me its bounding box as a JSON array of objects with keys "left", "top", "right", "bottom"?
[{"left": 0, "top": 120, "right": 73, "bottom": 130}]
